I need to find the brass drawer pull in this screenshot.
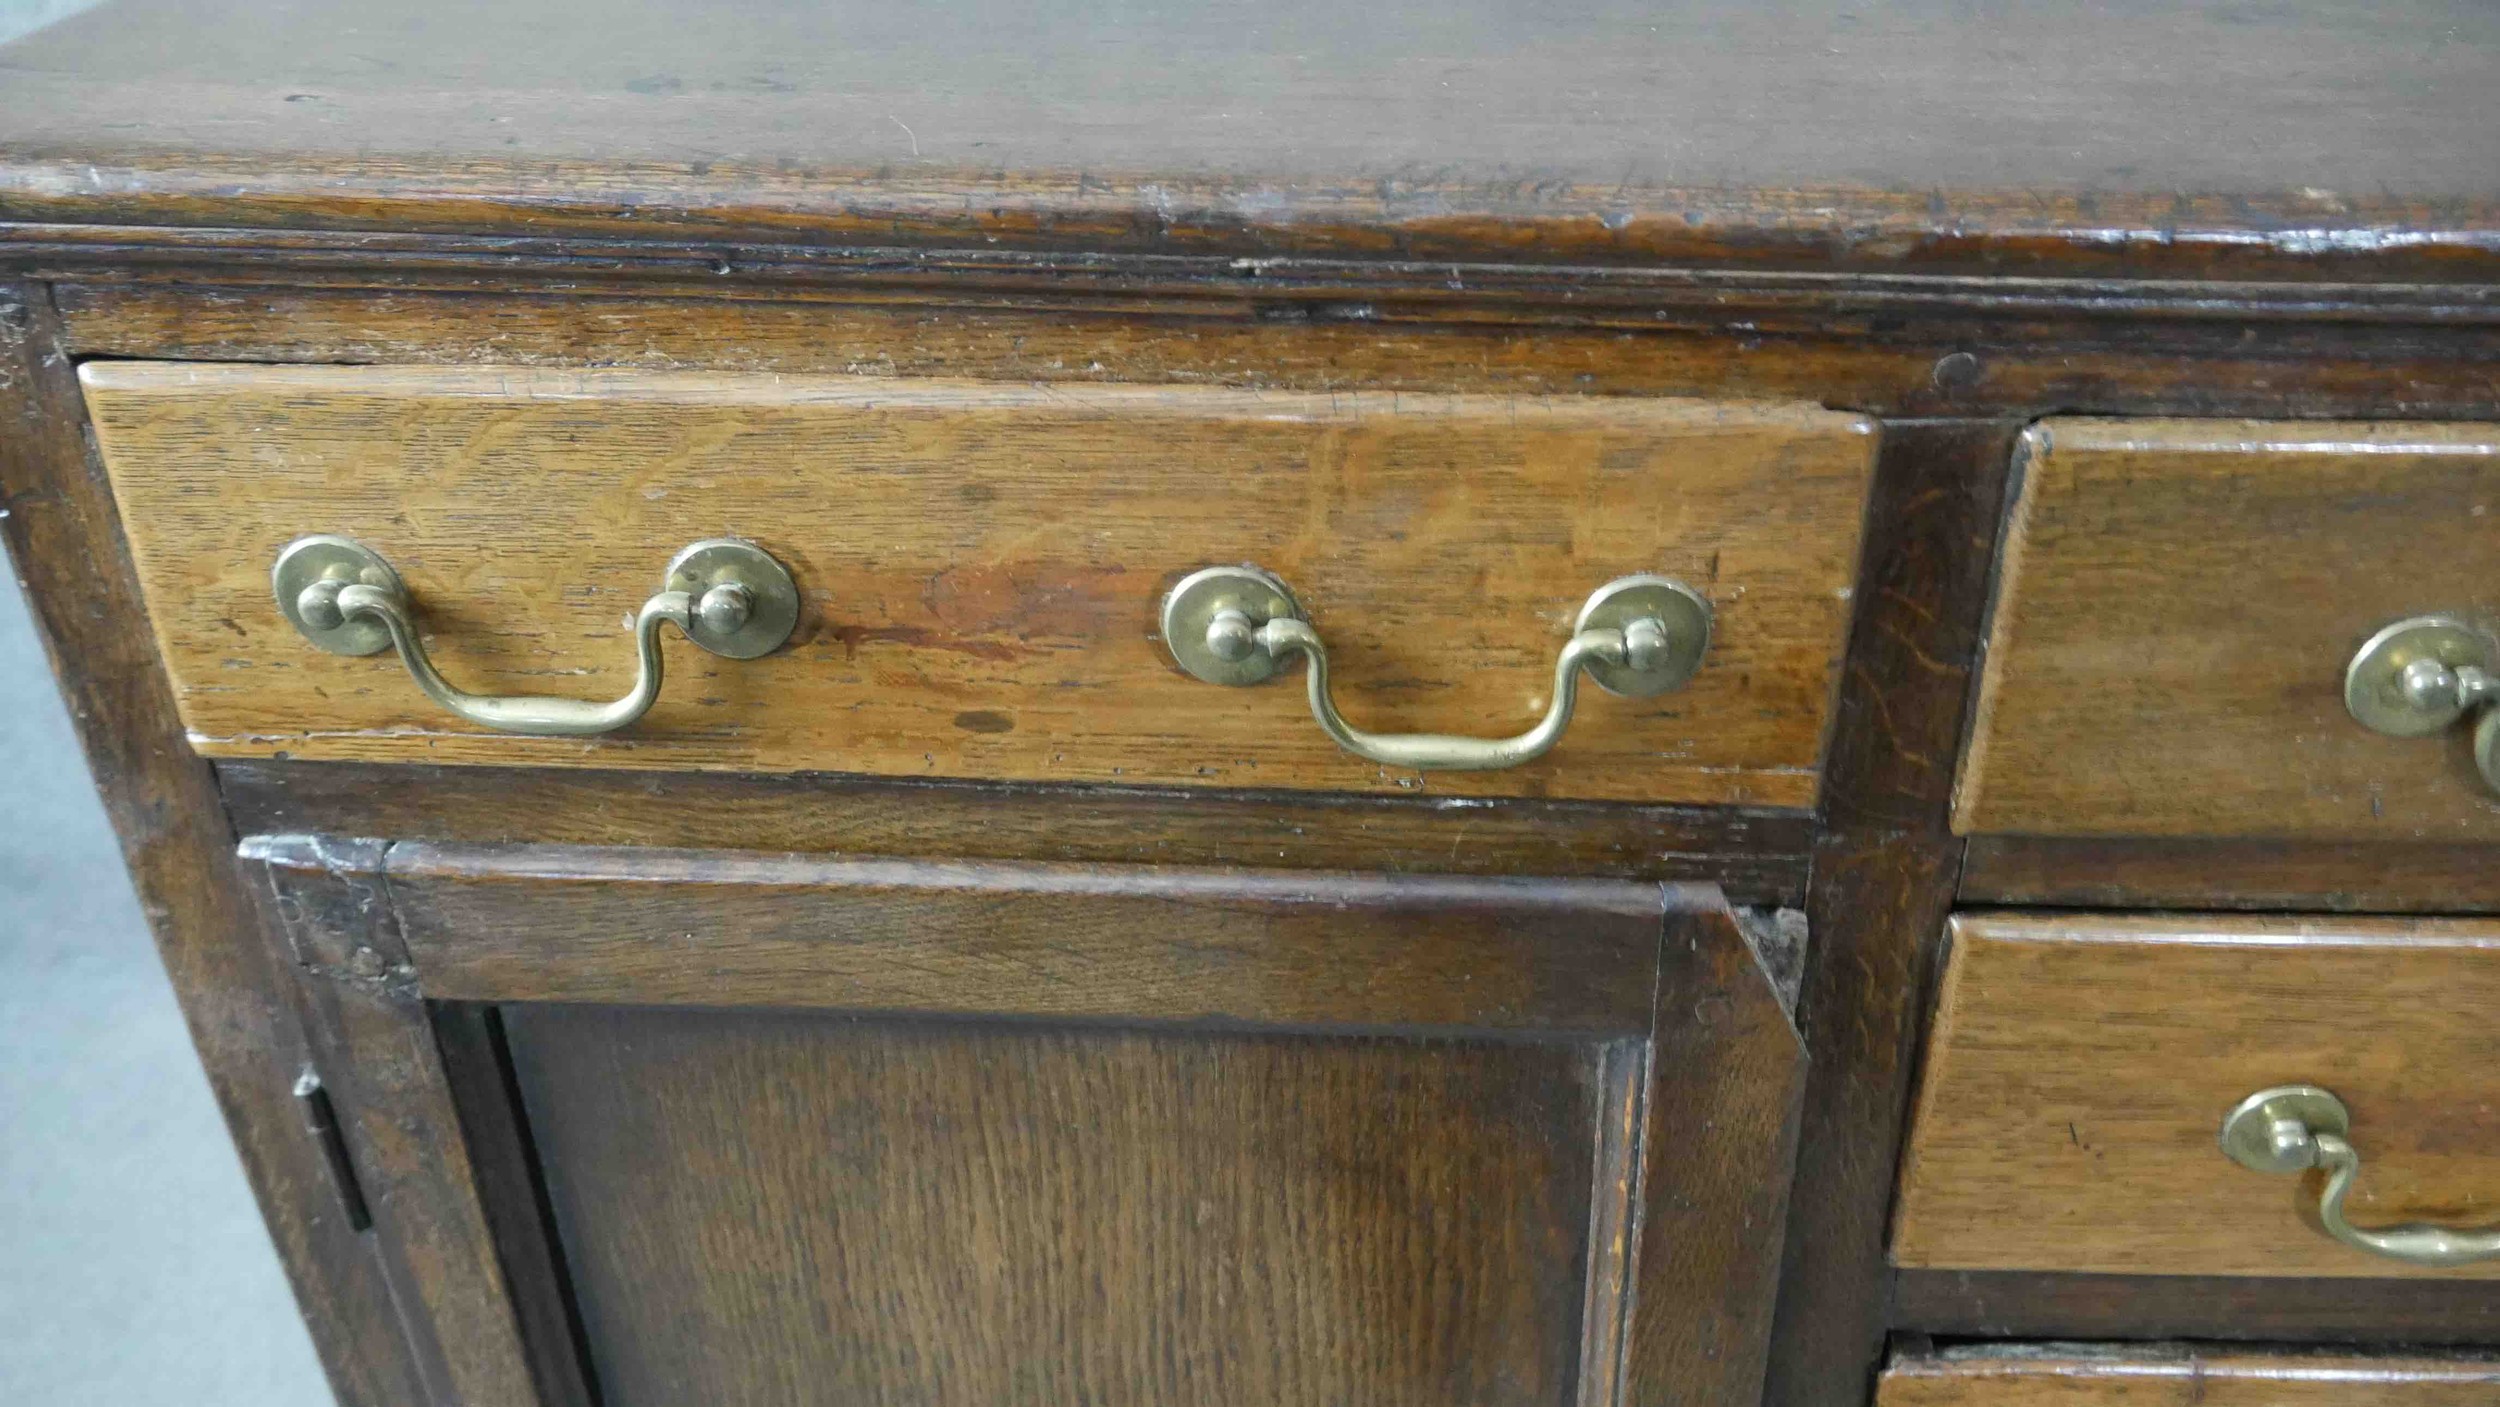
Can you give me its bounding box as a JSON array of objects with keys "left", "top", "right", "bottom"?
[
  {"left": 272, "top": 536, "right": 797, "bottom": 736},
  {"left": 2346, "top": 615, "right": 2500, "bottom": 794},
  {"left": 1160, "top": 566, "right": 1710, "bottom": 771},
  {"left": 2220, "top": 1084, "right": 2500, "bottom": 1267}
]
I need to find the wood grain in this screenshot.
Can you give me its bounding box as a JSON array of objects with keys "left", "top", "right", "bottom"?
[
  {"left": 268, "top": 837, "right": 1811, "bottom": 1404},
  {"left": 375, "top": 841, "right": 1665, "bottom": 1034},
  {"left": 1765, "top": 421, "right": 2016, "bottom": 1407},
  {"left": 1892, "top": 912, "right": 2500, "bottom": 1280},
  {"left": 506, "top": 1007, "right": 1611, "bottom": 1407},
  {"left": 244, "top": 835, "right": 585, "bottom": 1405},
  {"left": 2, "top": 0, "right": 2497, "bottom": 279},
  {"left": 87, "top": 361, "right": 1875, "bottom": 806},
  {"left": 0, "top": 284, "right": 435, "bottom": 1404},
  {"left": 426, "top": 1004, "right": 598, "bottom": 1407},
  {"left": 1879, "top": 1344, "right": 2500, "bottom": 1407},
  {"left": 216, "top": 759, "right": 1816, "bottom": 901},
  {"left": 356, "top": 845, "right": 1806, "bottom": 1407},
  {"left": 1956, "top": 418, "right": 2500, "bottom": 840},
  {"left": 1623, "top": 892, "right": 1805, "bottom": 1406}
]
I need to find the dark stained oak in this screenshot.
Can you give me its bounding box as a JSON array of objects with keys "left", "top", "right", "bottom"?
[
  {"left": 11, "top": 5, "right": 2500, "bottom": 1399},
  {"left": 375, "top": 842, "right": 1668, "bottom": 1034},
  {"left": 1623, "top": 871, "right": 1805, "bottom": 1406},
  {"left": 1765, "top": 421, "right": 2017, "bottom": 1407},
  {"left": 256, "top": 836, "right": 1809, "bottom": 1407},
  {"left": 2, "top": 0, "right": 2497, "bottom": 277},
  {"left": 1960, "top": 834, "right": 2500, "bottom": 916},
  {"left": 0, "top": 284, "right": 433, "bottom": 1405},
  {"left": 242, "top": 836, "right": 592, "bottom": 1406},
  {"left": 508, "top": 1009, "right": 1611, "bottom": 1407},
  {"left": 1892, "top": 1268, "right": 2500, "bottom": 1346},
  {"left": 216, "top": 760, "right": 1815, "bottom": 902},
  {"left": 426, "top": 1005, "right": 599, "bottom": 1407},
  {"left": 42, "top": 280, "right": 2500, "bottom": 433}
]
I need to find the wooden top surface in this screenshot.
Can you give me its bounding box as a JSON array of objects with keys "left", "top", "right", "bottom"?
[{"left": 4, "top": 0, "right": 2496, "bottom": 271}]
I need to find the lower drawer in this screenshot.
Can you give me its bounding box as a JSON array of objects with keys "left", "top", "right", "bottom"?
[
  {"left": 1893, "top": 913, "right": 2500, "bottom": 1280},
  {"left": 1880, "top": 1344, "right": 2500, "bottom": 1406}
]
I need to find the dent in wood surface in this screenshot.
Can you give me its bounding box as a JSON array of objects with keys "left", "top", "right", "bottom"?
[
  {"left": 1956, "top": 417, "right": 2500, "bottom": 840},
  {"left": 89, "top": 361, "right": 1875, "bottom": 806},
  {"left": 1892, "top": 912, "right": 2500, "bottom": 1280}
]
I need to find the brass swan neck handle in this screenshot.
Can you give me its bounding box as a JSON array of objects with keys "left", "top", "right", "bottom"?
[
  {"left": 1160, "top": 565, "right": 1711, "bottom": 772},
  {"left": 2221, "top": 1084, "right": 2500, "bottom": 1268},
  {"left": 273, "top": 535, "right": 797, "bottom": 737}
]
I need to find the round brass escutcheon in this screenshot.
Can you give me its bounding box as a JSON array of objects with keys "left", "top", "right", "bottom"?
[
  {"left": 272, "top": 534, "right": 404, "bottom": 657},
  {"left": 1161, "top": 565, "right": 1303, "bottom": 687},
  {"left": 2345, "top": 615, "right": 2497, "bottom": 737},
  {"left": 1574, "top": 574, "right": 1713, "bottom": 697},
  {"left": 2219, "top": 1083, "right": 2350, "bottom": 1175},
  {"left": 663, "top": 538, "right": 801, "bottom": 659}
]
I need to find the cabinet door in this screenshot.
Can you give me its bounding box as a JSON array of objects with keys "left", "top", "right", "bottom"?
[{"left": 249, "top": 839, "right": 1805, "bottom": 1407}]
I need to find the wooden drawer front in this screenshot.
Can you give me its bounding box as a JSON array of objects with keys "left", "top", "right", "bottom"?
[
  {"left": 1956, "top": 418, "right": 2500, "bottom": 839},
  {"left": 1893, "top": 914, "right": 2500, "bottom": 1280},
  {"left": 1880, "top": 1345, "right": 2500, "bottom": 1406},
  {"left": 86, "top": 362, "right": 1874, "bottom": 805}
]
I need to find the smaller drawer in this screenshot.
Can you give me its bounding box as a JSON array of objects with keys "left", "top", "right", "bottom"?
[
  {"left": 1880, "top": 1344, "right": 2500, "bottom": 1407},
  {"left": 1892, "top": 913, "right": 2500, "bottom": 1280},
  {"left": 1956, "top": 417, "right": 2500, "bottom": 841},
  {"left": 84, "top": 362, "right": 1876, "bottom": 806}
]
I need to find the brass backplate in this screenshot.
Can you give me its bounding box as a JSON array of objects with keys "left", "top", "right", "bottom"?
[
  {"left": 271, "top": 534, "right": 402, "bottom": 656},
  {"left": 1160, "top": 565, "right": 1302, "bottom": 686},
  {"left": 2219, "top": 1083, "right": 2350, "bottom": 1174},
  {"left": 663, "top": 538, "right": 801, "bottom": 659},
  {"left": 1575, "top": 574, "right": 1713, "bottom": 697},
  {"left": 2345, "top": 615, "right": 2497, "bottom": 737}
]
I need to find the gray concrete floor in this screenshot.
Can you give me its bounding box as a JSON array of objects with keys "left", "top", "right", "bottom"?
[{"left": 0, "top": 564, "right": 333, "bottom": 1403}]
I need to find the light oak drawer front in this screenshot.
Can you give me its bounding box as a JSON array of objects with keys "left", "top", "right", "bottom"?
[
  {"left": 84, "top": 362, "right": 1875, "bottom": 805},
  {"left": 1880, "top": 1345, "right": 2500, "bottom": 1407},
  {"left": 1893, "top": 913, "right": 2500, "bottom": 1280},
  {"left": 1957, "top": 418, "right": 2500, "bottom": 840}
]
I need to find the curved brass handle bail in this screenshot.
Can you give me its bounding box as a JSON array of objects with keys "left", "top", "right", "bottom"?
[
  {"left": 1160, "top": 566, "right": 1711, "bottom": 772},
  {"left": 2220, "top": 1084, "right": 2500, "bottom": 1268},
  {"left": 273, "top": 535, "right": 798, "bottom": 738},
  {"left": 2345, "top": 615, "right": 2500, "bottom": 795}
]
